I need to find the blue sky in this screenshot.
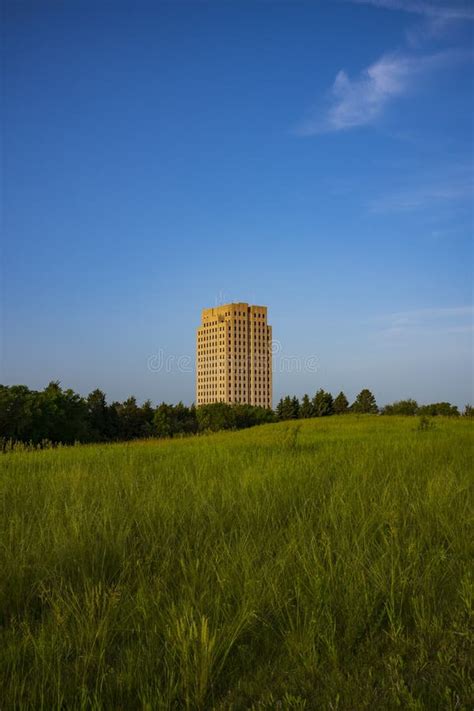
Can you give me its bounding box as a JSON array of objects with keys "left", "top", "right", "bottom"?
[{"left": 2, "top": 0, "right": 473, "bottom": 407}]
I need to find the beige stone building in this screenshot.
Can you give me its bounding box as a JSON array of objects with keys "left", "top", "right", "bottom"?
[{"left": 196, "top": 302, "right": 272, "bottom": 408}]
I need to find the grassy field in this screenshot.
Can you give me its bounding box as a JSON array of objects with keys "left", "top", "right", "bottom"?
[{"left": 1, "top": 415, "right": 473, "bottom": 710}]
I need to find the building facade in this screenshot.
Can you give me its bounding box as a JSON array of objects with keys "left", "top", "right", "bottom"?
[{"left": 196, "top": 302, "right": 272, "bottom": 408}]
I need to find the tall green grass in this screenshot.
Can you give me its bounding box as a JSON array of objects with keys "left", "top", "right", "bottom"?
[{"left": 1, "top": 416, "right": 472, "bottom": 709}]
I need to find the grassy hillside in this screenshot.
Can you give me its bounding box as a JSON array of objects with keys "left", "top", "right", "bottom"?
[{"left": 1, "top": 416, "right": 472, "bottom": 709}]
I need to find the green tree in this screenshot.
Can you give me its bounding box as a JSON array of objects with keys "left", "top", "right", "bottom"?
[
  {"left": 196, "top": 403, "right": 236, "bottom": 432},
  {"left": 312, "top": 389, "right": 334, "bottom": 417},
  {"left": 87, "top": 389, "right": 109, "bottom": 441},
  {"left": 116, "top": 397, "right": 143, "bottom": 439},
  {"left": 154, "top": 403, "right": 175, "bottom": 438},
  {"left": 173, "top": 402, "right": 198, "bottom": 435},
  {"left": 0, "top": 384, "right": 39, "bottom": 442},
  {"left": 280, "top": 396, "right": 295, "bottom": 421},
  {"left": 140, "top": 399, "right": 155, "bottom": 437},
  {"left": 382, "top": 399, "right": 418, "bottom": 416},
  {"left": 275, "top": 398, "right": 285, "bottom": 421},
  {"left": 333, "top": 391, "right": 349, "bottom": 415},
  {"left": 351, "top": 388, "right": 378, "bottom": 414},
  {"left": 107, "top": 402, "right": 121, "bottom": 441},
  {"left": 418, "top": 402, "right": 459, "bottom": 417},
  {"left": 300, "top": 394, "right": 313, "bottom": 418},
  {"left": 234, "top": 404, "right": 275, "bottom": 429},
  {"left": 37, "top": 382, "right": 88, "bottom": 443},
  {"left": 291, "top": 396, "right": 300, "bottom": 419}
]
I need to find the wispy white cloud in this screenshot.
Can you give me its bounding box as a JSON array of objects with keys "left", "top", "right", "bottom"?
[
  {"left": 296, "top": 48, "right": 471, "bottom": 134},
  {"left": 376, "top": 306, "right": 474, "bottom": 340},
  {"left": 369, "top": 178, "right": 474, "bottom": 212},
  {"left": 349, "top": 0, "right": 474, "bottom": 21},
  {"left": 349, "top": 1, "right": 473, "bottom": 49},
  {"left": 389, "top": 305, "right": 474, "bottom": 322}
]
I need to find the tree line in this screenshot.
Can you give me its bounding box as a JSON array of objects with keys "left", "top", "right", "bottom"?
[
  {"left": 275, "top": 389, "right": 465, "bottom": 419},
  {"left": 0, "top": 382, "right": 274, "bottom": 447},
  {"left": 0, "top": 382, "right": 469, "bottom": 448}
]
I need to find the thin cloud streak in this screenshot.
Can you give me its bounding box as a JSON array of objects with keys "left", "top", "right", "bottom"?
[
  {"left": 295, "top": 49, "right": 471, "bottom": 135},
  {"left": 349, "top": 0, "right": 474, "bottom": 21},
  {"left": 376, "top": 305, "right": 474, "bottom": 340},
  {"left": 369, "top": 179, "right": 474, "bottom": 213},
  {"left": 389, "top": 306, "right": 474, "bottom": 322}
]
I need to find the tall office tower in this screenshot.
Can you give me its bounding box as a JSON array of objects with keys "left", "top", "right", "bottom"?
[{"left": 196, "top": 302, "right": 272, "bottom": 408}]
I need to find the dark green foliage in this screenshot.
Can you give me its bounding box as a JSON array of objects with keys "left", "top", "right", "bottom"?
[
  {"left": 312, "top": 389, "right": 334, "bottom": 417},
  {"left": 299, "top": 394, "right": 313, "bottom": 418},
  {"left": 291, "top": 396, "right": 300, "bottom": 419},
  {"left": 275, "top": 398, "right": 285, "bottom": 421},
  {"left": 173, "top": 402, "right": 199, "bottom": 435},
  {"left": 276, "top": 389, "right": 463, "bottom": 423},
  {"left": 0, "top": 381, "right": 89, "bottom": 445},
  {"left": 153, "top": 402, "right": 198, "bottom": 438},
  {"left": 196, "top": 402, "right": 236, "bottom": 432},
  {"left": 276, "top": 396, "right": 298, "bottom": 421},
  {"left": 417, "top": 415, "right": 435, "bottom": 431},
  {"left": 382, "top": 399, "right": 419, "bottom": 416},
  {"left": 0, "top": 385, "right": 40, "bottom": 442},
  {"left": 382, "top": 400, "right": 460, "bottom": 417},
  {"left": 0, "top": 384, "right": 276, "bottom": 446},
  {"left": 333, "top": 391, "right": 349, "bottom": 414},
  {"left": 107, "top": 402, "right": 121, "bottom": 441},
  {"left": 114, "top": 397, "right": 146, "bottom": 440},
  {"left": 233, "top": 403, "right": 275, "bottom": 429},
  {"left": 153, "top": 403, "right": 176, "bottom": 438},
  {"left": 351, "top": 388, "right": 378, "bottom": 414},
  {"left": 0, "top": 382, "right": 464, "bottom": 445},
  {"left": 417, "top": 402, "right": 460, "bottom": 417},
  {"left": 196, "top": 402, "right": 274, "bottom": 432},
  {"left": 87, "top": 389, "right": 109, "bottom": 440},
  {"left": 141, "top": 399, "right": 155, "bottom": 437}
]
